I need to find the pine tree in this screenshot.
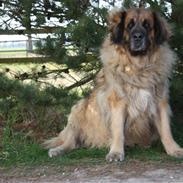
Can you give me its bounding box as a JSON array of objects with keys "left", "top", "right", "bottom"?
[
  {"left": 36, "top": 1, "right": 108, "bottom": 89},
  {"left": 0, "top": 0, "right": 182, "bottom": 89}
]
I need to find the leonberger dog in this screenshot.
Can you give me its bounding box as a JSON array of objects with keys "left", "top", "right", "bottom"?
[{"left": 44, "top": 8, "right": 183, "bottom": 162}]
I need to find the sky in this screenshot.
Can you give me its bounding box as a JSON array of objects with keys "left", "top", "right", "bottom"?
[{"left": 0, "top": 34, "right": 49, "bottom": 42}]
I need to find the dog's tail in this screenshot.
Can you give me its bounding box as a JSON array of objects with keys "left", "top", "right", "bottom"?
[
  {"left": 43, "top": 99, "right": 87, "bottom": 151},
  {"left": 43, "top": 136, "right": 64, "bottom": 149},
  {"left": 43, "top": 121, "right": 79, "bottom": 150}
]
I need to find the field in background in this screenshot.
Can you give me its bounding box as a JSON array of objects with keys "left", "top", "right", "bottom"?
[
  {"left": 0, "top": 61, "right": 84, "bottom": 88},
  {"left": 0, "top": 51, "right": 41, "bottom": 58}
]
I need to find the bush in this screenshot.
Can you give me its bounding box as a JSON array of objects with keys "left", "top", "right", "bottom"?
[{"left": 0, "top": 74, "right": 81, "bottom": 148}]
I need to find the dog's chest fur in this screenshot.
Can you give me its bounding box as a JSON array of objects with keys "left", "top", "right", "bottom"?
[
  {"left": 112, "top": 64, "right": 158, "bottom": 119},
  {"left": 98, "top": 38, "right": 175, "bottom": 121}
]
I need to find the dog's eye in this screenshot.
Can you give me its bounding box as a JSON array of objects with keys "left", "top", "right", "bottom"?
[
  {"left": 127, "top": 20, "right": 135, "bottom": 30},
  {"left": 143, "top": 20, "right": 150, "bottom": 30}
]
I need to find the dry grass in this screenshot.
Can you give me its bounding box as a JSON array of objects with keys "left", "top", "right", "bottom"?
[{"left": 0, "top": 62, "right": 84, "bottom": 88}]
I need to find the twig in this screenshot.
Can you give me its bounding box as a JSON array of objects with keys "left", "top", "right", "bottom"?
[{"left": 66, "top": 74, "right": 96, "bottom": 90}]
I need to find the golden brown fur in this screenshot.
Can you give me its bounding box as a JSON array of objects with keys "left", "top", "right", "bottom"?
[{"left": 44, "top": 8, "right": 183, "bottom": 161}]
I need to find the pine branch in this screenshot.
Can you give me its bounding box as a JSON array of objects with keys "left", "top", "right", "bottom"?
[{"left": 65, "top": 74, "right": 96, "bottom": 90}]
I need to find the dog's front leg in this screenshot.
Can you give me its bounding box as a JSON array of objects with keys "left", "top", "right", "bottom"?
[
  {"left": 106, "top": 94, "right": 126, "bottom": 162},
  {"left": 156, "top": 98, "right": 183, "bottom": 158}
]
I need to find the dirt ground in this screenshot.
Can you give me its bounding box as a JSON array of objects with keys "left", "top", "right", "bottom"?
[{"left": 1, "top": 160, "right": 183, "bottom": 183}]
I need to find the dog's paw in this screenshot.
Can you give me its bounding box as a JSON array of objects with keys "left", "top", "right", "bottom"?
[
  {"left": 106, "top": 152, "right": 124, "bottom": 162},
  {"left": 167, "top": 147, "right": 183, "bottom": 158},
  {"left": 48, "top": 147, "right": 64, "bottom": 158}
]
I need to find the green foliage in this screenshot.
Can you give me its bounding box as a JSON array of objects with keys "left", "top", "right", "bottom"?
[
  {"left": 36, "top": 14, "right": 46, "bottom": 26},
  {"left": 0, "top": 74, "right": 81, "bottom": 154},
  {"left": 2, "top": 0, "right": 182, "bottom": 87},
  {"left": 170, "top": 0, "right": 183, "bottom": 62},
  {"left": 35, "top": 7, "right": 107, "bottom": 73}
]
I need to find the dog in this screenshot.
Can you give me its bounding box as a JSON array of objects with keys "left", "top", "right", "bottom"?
[{"left": 44, "top": 8, "right": 183, "bottom": 162}]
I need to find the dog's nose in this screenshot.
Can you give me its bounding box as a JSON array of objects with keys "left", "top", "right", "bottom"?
[{"left": 133, "top": 32, "right": 144, "bottom": 41}]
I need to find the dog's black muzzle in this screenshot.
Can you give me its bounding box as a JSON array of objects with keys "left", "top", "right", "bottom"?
[{"left": 129, "top": 25, "right": 148, "bottom": 55}]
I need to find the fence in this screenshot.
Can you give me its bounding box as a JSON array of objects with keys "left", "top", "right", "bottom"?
[{"left": 0, "top": 37, "right": 43, "bottom": 59}]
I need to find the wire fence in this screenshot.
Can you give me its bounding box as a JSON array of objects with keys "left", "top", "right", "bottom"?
[{"left": 0, "top": 39, "right": 43, "bottom": 58}]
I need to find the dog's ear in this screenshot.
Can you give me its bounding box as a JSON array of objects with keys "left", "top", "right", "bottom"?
[
  {"left": 108, "top": 8, "right": 126, "bottom": 44},
  {"left": 153, "top": 12, "right": 171, "bottom": 45}
]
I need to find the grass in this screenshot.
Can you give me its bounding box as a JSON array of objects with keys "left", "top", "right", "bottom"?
[
  {"left": 0, "top": 62, "right": 83, "bottom": 90},
  {"left": 0, "top": 62, "right": 61, "bottom": 72},
  {"left": 0, "top": 49, "right": 39, "bottom": 58},
  {"left": 0, "top": 62, "right": 83, "bottom": 88},
  {"left": 0, "top": 62, "right": 60, "bottom": 74},
  {"left": 0, "top": 51, "right": 30, "bottom": 58},
  {"left": 1, "top": 136, "right": 183, "bottom": 168},
  {"left": 0, "top": 140, "right": 107, "bottom": 167}
]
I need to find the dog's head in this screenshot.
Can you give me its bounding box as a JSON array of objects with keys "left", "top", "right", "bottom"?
[{"left": 108, "top": 8, "right": 171, "bottom": 56}]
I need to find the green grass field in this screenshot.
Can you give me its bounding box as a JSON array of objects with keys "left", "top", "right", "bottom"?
[
  {"left": 0, "top": 51, "right": 27, "bottom": 58},
  {"left": 0, "top": 49, "right": 41, "bottom": 58},
  {"left": 1, "top": 136, "right": 183, "bottom": 167}
]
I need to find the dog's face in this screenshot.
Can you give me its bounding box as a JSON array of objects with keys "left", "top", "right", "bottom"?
[
  {"left": 125, "top": 9, "right": 153, "bottom": 55},
  {"left": 108, "top": 8, "right": 171, "bottom": 56}
]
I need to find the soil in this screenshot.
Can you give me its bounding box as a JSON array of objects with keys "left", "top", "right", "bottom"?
[{"left": 1, "top": 160, "right": 183, "bottom": 183}]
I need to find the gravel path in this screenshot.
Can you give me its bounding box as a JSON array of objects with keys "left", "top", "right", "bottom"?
[{"left": 1, "top": 161, "right": 183, "bottom": 183}]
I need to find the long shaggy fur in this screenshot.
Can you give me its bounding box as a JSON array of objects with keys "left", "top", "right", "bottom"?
[{"left": 44, "top": 8, "right": 183, "bottom": 160}]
